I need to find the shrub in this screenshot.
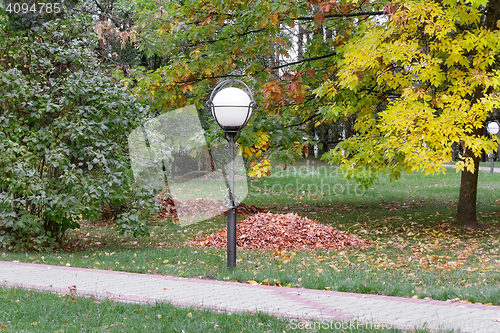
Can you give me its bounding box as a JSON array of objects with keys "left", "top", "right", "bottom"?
[{"left": 0, "top": 12, "right": 157, "bottom": 250}]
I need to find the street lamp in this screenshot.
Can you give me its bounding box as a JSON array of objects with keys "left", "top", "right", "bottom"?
[
  {"left": 207, "top": 79, "right": 257, "bottom": 268},
  {"left": 487, "top": 121, "right": 499, "bottom": 174}
]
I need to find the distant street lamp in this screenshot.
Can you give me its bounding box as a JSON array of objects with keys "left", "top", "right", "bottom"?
[
  {"left": 487, "top": 121, "right": 500, "bottom": 174},
  {"left": 207, "top": 79, "right": 257, "bottom": 268}
]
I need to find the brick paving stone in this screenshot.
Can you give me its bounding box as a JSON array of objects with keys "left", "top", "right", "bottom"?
[{"left": 1, "top": 261, "right": 499, "bottom": 333}]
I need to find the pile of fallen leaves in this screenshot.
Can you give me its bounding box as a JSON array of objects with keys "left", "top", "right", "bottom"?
[
  {"left": 187, "top": 212, "right": 370, "bottom": 250},
  {"left": 157, "top": 196, "right": 178, "bottom": 218},
  {"left": 157, "top": 196, "right": 266, "bottom": 219}
]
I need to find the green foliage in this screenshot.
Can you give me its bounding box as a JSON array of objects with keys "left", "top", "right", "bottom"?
[
  {"left": 125, "top": 0, "right": 388, "bottom": 174},
  {"left": 0, "top": 11, "right": 156, "bottom": 249}
]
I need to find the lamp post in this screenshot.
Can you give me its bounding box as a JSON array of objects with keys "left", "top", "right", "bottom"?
[
  {"left": 487, "top": 121, "right": 499, "bottom": 174},
  {"left": 207, "top": 79, "right": 257, "bottom": 268}
]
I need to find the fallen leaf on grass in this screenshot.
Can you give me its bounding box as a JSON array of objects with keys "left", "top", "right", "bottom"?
[
  {"left": 247, "top": 280, "right": 259, "bottom": 285},
  {"left": 446, "top": 298, "right": 471, "bottom": 303}
]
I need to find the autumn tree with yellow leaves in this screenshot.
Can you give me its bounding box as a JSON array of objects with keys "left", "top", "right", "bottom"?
[{"left": 319, "top": 0, "right": 500, "bottom": 228}]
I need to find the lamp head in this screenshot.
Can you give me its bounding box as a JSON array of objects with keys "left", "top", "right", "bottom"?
[
  {"left": 212, "top": 87, "right": 252, "bottom": 128},
  {"left": 208, "top": 79, "right": 257, "bottom": 138},
  {"left": 487, "top": 121, "right": 500, "bottom": 135}
]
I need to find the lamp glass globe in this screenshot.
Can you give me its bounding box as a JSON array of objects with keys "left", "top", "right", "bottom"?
[
  {"left": 487, "top": 122, "right": 500, "bottom": 135},
  {"left": 212, "top": 87, "right": 252, "bottom": 128}
]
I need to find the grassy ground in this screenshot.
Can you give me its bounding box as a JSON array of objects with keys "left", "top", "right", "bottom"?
[
  {"left": 479, "top": 161, "right": 500, "bottom": 167},
  {"left": 2, "top": 159, "right": 500, "bottom": 309},
  {"left": 0, "top": 286, "right": 443, "bottom": 333}
]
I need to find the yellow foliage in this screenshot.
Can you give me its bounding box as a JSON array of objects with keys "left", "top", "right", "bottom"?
[
  {"left": 322, "top": 0, "right": 500, "bottom": 179},
  {"left": 248, "top": 159, "right": 271, "bottom": 178},
  {"left": 243, "top": 130, "right": 270, "bottom": 158}
]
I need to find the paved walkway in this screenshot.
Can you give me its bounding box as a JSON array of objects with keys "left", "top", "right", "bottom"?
[{"left": 0, "top": 261, "right": 499, "bottom": 333}]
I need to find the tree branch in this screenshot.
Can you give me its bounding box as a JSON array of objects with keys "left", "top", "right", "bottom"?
[
  {"left": 286, "top": 112, "right": 321, "bottom": 129},
  {"left": 272, "top": 53, "right": 337, "bottom": 71},
  {"left": 294, "top": 11, "right": 386, "bottom": 21}
]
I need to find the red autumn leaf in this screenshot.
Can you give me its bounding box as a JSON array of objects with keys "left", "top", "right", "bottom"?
[
  {"left": 202, "top": 16, "right": 212, "bottom": 26},
  {"left": 339, "top": 4, "right": 349, "bottom": 14},
  {"left": 314, "top": 13, "right": 325, "bottom": 23},
  {"left": 289, "top": 83, "right": 297, "bottom": 95},
  {"left": 321, "top": 4, "right": 332, "bottom": 13},
  {"left": 320, "top": 0, "right": 338, "bottom": 14},
  {"left": 383, "top": 2, "right": 396, "bottom": 15},
  {"left": 269, "top": 15, "right": 279, "bottom": 25}
]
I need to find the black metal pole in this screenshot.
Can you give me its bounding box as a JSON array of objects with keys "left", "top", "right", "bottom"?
[
  {"left": 227, "top": 133, "right": 237, "bottom": 268},
  {"left": 491, "top": 154, "right": 495, "bottom": 174}
]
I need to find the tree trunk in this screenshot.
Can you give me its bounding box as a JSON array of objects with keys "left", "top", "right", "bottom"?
[
  {"left": 297, "top": 24, "right": 305, "bottom": 62},
  {"left": 308, "top": 121, "right": 315, "bottom": 159},
  {"left": 456, "top": 127, "right": 484, "bottom": 229},
  {"left": 485, "top": 0, "right": 500, "bottom": 31},
  {"left": 316, "top": 124, "right": 329, "bottom": 158},
  {"left": 344, "top": 116, "right": 353, "bottom": 140},
  {"left": 455, "top": 1, "right": 500, "bottom": 229},
  {"left": 457, "top": 0, "right": 500, "bottom": 228}
]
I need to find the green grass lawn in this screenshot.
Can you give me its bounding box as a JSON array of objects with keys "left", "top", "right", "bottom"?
[
  {"left": 0, "top": 286, "right": 444, "bottom": 333},
  {"left": 479, "top": 161, "right": 500, "bottom": 167},
  {"left": 1, "top": 159, "right": 500, "bottom": 323}
]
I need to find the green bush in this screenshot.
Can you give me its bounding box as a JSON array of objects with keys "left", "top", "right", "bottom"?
[{"left": 0, "top": 12, "right": 157, "bottom": 250}]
